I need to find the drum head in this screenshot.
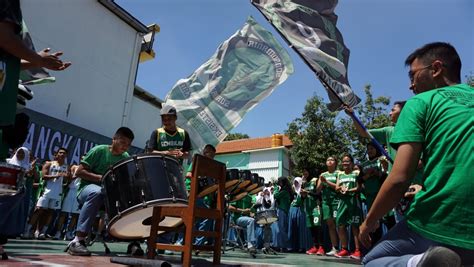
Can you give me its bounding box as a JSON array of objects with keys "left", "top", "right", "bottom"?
[
  {"left": 108, "top": 198, "right": 187, "bottom": 240},
  {"left": 225, "top": 179, "right": 239, "bottom": 189},
  {"left": 197, "top": 184, "right": 218, "bottom": 198},
  {"left": 256, "top": 210, "right": 278, "bottom": 225},
  {"left": 245, "top": 183, "right": 258, "bottom": 192},
  {"left": 229, "top": 192, "right": 248, "bottom": 202},
  {"left": 249, "top": 186, "right": 264, "bottom": 195}
]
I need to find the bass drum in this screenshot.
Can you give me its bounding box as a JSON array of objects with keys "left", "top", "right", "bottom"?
[{"left": 102, "top": 154, "right": 187, "bottom": 240}]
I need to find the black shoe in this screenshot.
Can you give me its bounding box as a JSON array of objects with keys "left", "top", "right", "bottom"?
[
  {"left": 67, "top": 240, "right": 91, "bottom": 256},
  {"left": 127, "top": 241, "right": 144, "bottom": 256},
  {"left": 417, "top": 246, "right": 461, "bottom": 267}
]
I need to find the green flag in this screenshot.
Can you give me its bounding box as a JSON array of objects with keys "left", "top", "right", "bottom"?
[{"left": 164, "top": 16, "right": 294, "bottom": 150}]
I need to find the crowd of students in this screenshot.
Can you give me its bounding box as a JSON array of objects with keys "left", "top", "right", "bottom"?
[
  {"left": 227, "top": 149, "right": 402, "bottom": 261},
  {"left": 3, "top": 147, "right": 101, "bottom": 243}
]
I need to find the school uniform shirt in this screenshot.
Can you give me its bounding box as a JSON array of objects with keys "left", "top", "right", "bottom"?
[{"left": 390, "top": 83, "right": 474, "bottom": 249}]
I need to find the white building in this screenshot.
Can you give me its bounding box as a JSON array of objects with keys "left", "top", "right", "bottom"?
[
  {"left": 20, "top": 0, "right": 162, "bottom": 163},
  {"left": 215, "top": 134, "right": 293, "bottom": 182}
]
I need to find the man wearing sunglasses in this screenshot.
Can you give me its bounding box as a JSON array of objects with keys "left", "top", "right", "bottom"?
[{"left": 360, "top": 42, "right": 473, "bottom": 266}]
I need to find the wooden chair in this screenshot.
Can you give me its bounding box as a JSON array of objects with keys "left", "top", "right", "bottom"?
[{"left": 147, "top": 154, "right": 226, "bottom": 267}]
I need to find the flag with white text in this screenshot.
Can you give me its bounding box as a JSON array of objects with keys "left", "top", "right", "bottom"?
[{"left": 164, "top": 16, "right": 294, "bottom": 150}]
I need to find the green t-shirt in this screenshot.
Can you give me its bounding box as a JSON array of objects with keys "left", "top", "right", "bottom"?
[
  {"left": 230, "top": 194, "right": 254, "bottom": 222},
  {"left": 369, "top": 126, "right": 395, "bottom": 171},
  {"left": 156, "top": 127, "right": 185, "bottom": 151},
  {"left": 273, "top": 185, "right": 291, "bottom": 213},
  {"left": 78, "top": 144, "right": 130, "bottom": 193},
  {"left": 321, "top": 171, "right": 338, "bottom": 203},
  {"left": 390, "top": 84, "right": 474, "bottom": 249},
  {"left": 369, "top": 125, "right": 424, "bottom": 183}
]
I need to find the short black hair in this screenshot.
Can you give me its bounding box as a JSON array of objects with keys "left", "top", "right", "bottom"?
[
  {"left": 405, "top": 42, "right": 461, "bottom": 83},
  {"left": 342, "top": 153, "right": 354, "bottom": 163},
  {"left": 115, "top": 127, "right": 134, "bottom": 141},
  {"left": 204, "top": 144, "right": 216, "bottom": 152},
  {"left": 57, "top": 147, "right": 68, "bottom": 154},
  {"left": 393, "top": 100, "right": 406, "bottom": 109}
]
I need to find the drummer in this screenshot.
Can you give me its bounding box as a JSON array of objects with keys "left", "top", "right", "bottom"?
[
  {"left": 66, "top": 127, "right": 134, "bottom": 256},
  {"left": 255, "top": 186, "right": 275, "bottom": 253},
  {"left": 146, "top": 105, "right": 191, "bottom": 163},
  {"left": 228, "top": 194, "right": 257, "bottom": 256}
]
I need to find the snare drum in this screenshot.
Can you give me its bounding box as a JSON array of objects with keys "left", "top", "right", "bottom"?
[
  {"left": 197, "top": 176, "right": 218, "bottom": 198},
  {"left": 0, "top": 162, "right": 22, "bottom": 195},
  {"left": 255, "top": 209, "right": 278, "bottom": 225},
  {"left": 102, "top": 154, "right": 188, "bottom": 239}
]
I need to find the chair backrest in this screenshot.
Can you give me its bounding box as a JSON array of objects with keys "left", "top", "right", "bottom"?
[{"left": 191, "top": 154, "right": 226, "bottom": 181}]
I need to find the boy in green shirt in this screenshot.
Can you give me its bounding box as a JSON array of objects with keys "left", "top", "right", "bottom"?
[
  {"left": 361, "top": 42, "right": 473, "bottom": 266},
  {"left": 66, "top": 127, "right": 134, "bottom": 256}
]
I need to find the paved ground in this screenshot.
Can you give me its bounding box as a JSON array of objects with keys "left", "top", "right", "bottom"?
[{"left": 2, "top": 239, "right": 361, "bottom": 266}]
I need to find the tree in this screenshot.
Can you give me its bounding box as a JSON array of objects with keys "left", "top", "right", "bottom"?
[
  {"left": 339, "top": 85, "right": 391, "bottom": 160},
  {"left": 224, "top": 132, "right": 249, "bottom": 141},
  {"left": 287, "top": 85, "right": 392, "bottom": 176},
  {"left": 286, "top": 95, "right": 348, "bottom": 175},
  {"left": 466, "top": 71, "right": 474, "bottom": 87}
]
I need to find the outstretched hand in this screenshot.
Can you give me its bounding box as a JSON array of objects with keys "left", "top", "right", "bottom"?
[{"left": 37, "top": 48, "right": 71, "bottom": 71}]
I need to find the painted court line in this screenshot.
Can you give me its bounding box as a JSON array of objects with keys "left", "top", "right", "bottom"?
[{"left": 7, "top": 256, "right": 71, "bottom": 267}]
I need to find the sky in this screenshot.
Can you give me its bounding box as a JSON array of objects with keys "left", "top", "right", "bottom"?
[{"left": 117, "top": 0, "right": 473, "bottom": 138}]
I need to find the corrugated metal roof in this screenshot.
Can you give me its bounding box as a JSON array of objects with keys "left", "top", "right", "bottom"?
[{"left": 216, "top": 135, "right": 292, "bottom": 154}]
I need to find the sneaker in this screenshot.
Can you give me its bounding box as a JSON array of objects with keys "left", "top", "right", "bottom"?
[
  {"left": 37, "top": 233, "right": 46, "bottom": 240},
  {"left": 417, "top": 246, "right": 461, "bottom": 267},
  {"left": 67, "top": 240, "right": 91, "bottom": 256},
  {"left": 350, "top": 249, "right": 362, "bottom": 260},
  {"left": 53, "top": 232, "right": 61, "bottom": 240},
  {"left": 306, "top": 246, "right": 318, "bottom": 255},
  {"left": 316, "top": 246, "right": 325, "bottom": 256},
  {"left": 335, "top": 248, "right": 350, "bottom": 258},
  {"left": 34, "top": 231, "right": 40, "bottom": 239},
  {"left": 326, "top": 247, "right": 338, "bottom": 256}
]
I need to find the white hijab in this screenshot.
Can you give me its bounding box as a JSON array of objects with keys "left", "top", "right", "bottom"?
[
  {"left": 293, "top": 177, "right": 303, "bottom": 195},
  {"left": 7, "top": 147, "right": 31, "bottom": 170}
]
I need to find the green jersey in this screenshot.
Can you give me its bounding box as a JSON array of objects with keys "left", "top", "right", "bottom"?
[
  {"left": 78, "top": 145, "right": 129, "bottom": 193},
  {"left": 337, "top": 171, "right": 359, "bottom": 198},
  {"left": 321, "top": 171, "right": 338, "bottom": 203},
  {"left": 156, "top": 127, "right": 186, "bottom": 151},
  {"left": 391, "top": 84, "right": 474, "bottom": 249}
]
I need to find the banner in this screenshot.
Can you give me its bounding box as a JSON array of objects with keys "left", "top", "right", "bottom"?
[
  {"left": 252, "top": 0, "right": 360, "bottom": 111},
  {"left": 164, "top": 16, "right": 294, "bottom": 150}
]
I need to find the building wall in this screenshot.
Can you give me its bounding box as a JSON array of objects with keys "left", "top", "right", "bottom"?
[
  {"left": 128, "top": 97, "right": 162, "bottom": 149},
  {"left": 21, "top": 0, "right": 143, "bottom": 141},
  {"left": 215, "top": 147, "right": 291, "bottom": 183}
]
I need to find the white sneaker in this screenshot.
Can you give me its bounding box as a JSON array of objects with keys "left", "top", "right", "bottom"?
[
  {"left": 37, "top": 233, "right": 46, "bottom": 240},
  {"left": 34, "top": 231, "right": 40, "bottom": 239},
  {"left": 326, "top": 247, "right": 338, "bottom": 256}
]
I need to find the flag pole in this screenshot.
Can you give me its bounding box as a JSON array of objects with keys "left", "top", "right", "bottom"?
[{"left": 251, "top": 1, "right": 393, "bottom": 163}]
